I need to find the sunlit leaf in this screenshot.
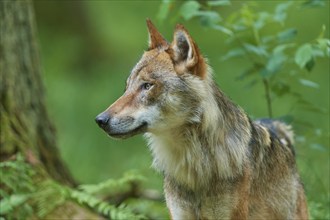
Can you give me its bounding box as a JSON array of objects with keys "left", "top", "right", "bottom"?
[
  {"left": 0, "top": 194, "right": 30, "bottom": 215},
  {"left": 277, "top": 28, "right": 297, "bottom": 43},
  {"left": 157, "top": 0, "right": 173, "bottom": 22},
  {"left": 273, "top": 43, "right": 295, "bottom": 54},
  {"left": 261, "top": 35, "right": 275, "bottom": 44},
  {"left": 316, "top": 38, "right": 330, "bottom": 56},
  {"left": 301, "top": 0, "right": 325, "bottom": 7},
  {"left": 243, "top": 43, "right": 268, "bottom": 56},
  {"left": 221, "top": 48, "right": 245, "bottom": 61},
  {"left": 212, "top": 24, "right": 233, "bottom": 36},
  {"left": 299, "top": 78, "right": 319, "bottom": 89},
  {"left": 198, "top": 11, "right": 221, "bottom": 26},
  {"left": 240, "top": 4, "right": 255, "bottom": 26},
  {"left": 254, "top": 12, "right": 271, "bottom": 30},
  {"left": 274, "top": 1, "right": 293, "bottom": 23},
  {"left": 275, "top": 1, "right": 293, "bottom": 13},
  {"left": 265, "top": 44, "right": 293, "bottom": 75},
  {"left": 265, "top": 56, "right": 286, "bottom": 76},
  {"left": 318, "top": 25, "right": 326, "bottom": 38},
  {"left": 180, "top": 1, "right": 200, "bottom": 20},
  {"left": 295, "top": 43, "right": 314, "bottom": 69},
  {"left": 312, "top": 48, "right": 325, "bottom": 57},
  {"left": 207, "top": 0, "right": 231, "bottom": 6}
]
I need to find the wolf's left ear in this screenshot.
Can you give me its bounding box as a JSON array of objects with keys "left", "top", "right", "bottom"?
[
  {"left": 169, "top": 24, "right": 206, "bottom": 78},
  {"left": 146, "top": 19, "right": 168, "bottom": 50}
]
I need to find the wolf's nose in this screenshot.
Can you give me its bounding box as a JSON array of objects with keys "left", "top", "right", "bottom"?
[{"left": 95, "top": 113, "right": 110, "bottom": 127}]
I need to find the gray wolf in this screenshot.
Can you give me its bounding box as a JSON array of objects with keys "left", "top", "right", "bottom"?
[{"left": 95, "top": 19, "right": 308, "bottom": 220}]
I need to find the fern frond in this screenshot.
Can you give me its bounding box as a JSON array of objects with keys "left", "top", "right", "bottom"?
[
  {"left": 79, "top": 170, "right": 145, "bottom": 195},
  {"left": 33, "top": 180, "right": 69, "bottom": 218},
  {"left": 70, "top": 189, "right": 145, "bottom": 220}
]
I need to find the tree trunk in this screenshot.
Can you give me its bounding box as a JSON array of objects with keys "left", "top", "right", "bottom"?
[
  {"left": 0, "top": 0, "right": 74, "bottom": 186},
  {"left": 0, "top": 0, "right": 100, "bottom": 218}
]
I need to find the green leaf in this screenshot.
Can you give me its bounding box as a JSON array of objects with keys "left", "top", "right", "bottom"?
[
  {"left": 318, "top": 24, "right": 326, "bottom": 38},
  {"left": 273, "top": 43, "right": 295, "bottom": 54},
  {"left": 261, "top": 35, "right": 275, "bottom": 44},
  {"left": 254, "top": 12, "right": 271, "bottom": 30},
  {"left": 312, "top": 48, "right": 325, "bottom": 57},
  {"left": 0, "top": 199, "right": 13, "bottom": 214},
  {"left": 265, "top": 53, "right": 286, "bottom": 75},
  {"left": 243, "top": 43, "right": 268, "bottom": 56},
  {"left": 212, "top": 24, "right": 233, "bottom": 36},
  {"left": 277, "top": 28, "right": 297, "bottom": 43},
  {"left": 207, "top": 0, "right": 231, "bottom": 6},
  {"left": 274, "top": 1, "right": 293, "bottom": 23},
  {"left": 221, "top": 48, "right": 245, "bottom": 61},
  {"left": 305, "top": 58, "right": 315, "bottom": 71},
  {"left": 316, "top": 38, "right": 330, "bottom": 56},
  {"left": 278, "top": 115, "right": 294, "bottom": 123},
  {"left": 299, "top": 78, "right": 319, "bottom": 89},
  {"left": 299, "top": 101, "right": 327, "bottom": 114},
  {"left": 295, "top": 43, "right": 314, "bottom": 69},
  {"left": 310, "top": 143, "right": 326, "bottom": 151},
  {"left": 264, "top": 44, "right": 294, "bottom": 76},
  {"left": 301, "top": 0, "right": 325, "bottom": 7},
  {"left": 271, "top": 81, "right": 290, "bottom": 97},
  {"left": 236, "top": 64, "right": 262, "bottom": 80},
  {"left": 157, "top": 0, "right": 173, "bottom": 22},
  {"left": 0, "top": 194, "right": 30, "bottom": 215},
  {"left": 197, "top": 11, "right": 221, "bottom": 27},
  {"left": 240, "top": 4, "right": 255, "bottom": 27},
  {"left": 180, "top": 1, "right": 200, "bottom": 20}
]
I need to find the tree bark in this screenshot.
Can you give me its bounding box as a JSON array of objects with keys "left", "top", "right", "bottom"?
[
  {"left": 0, "top": 0, "right": 101, "bottom": 218},
  {"left": 0, "top": 0, "right": 75, "bottom": 186}
]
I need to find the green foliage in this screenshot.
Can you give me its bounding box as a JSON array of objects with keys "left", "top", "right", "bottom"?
[
  {"left": 70, "top": 189, "right": 144, "bottom": 220},
  {"left": 28, "top": 1, "right": 328, "bottom": 219},
  {"left": 157, "top": 1, "right": 329, "bottom": 219},
  {"left": 0, "top": 154, "right": 147, "bottom": 219},
  {"left": 34, "top": 180, "right": 68, "bottom": 218},
  {"left": 0, "top": 154, "right": 68, "bottom": 219},
  {"left": 0, "top": 154, "right": 35, "bottom": 219},
  {"left": 79, "top": 170, "right": 145, "bottom": 195},
  {"left": 71, "top": 171, "right": 146, "bottom": 219},
  {"left": 157, "top": 0, "right": 329, "bottom": 133},
  {"left": 308, "top": 200, "right": 330, "bottom": 219}
]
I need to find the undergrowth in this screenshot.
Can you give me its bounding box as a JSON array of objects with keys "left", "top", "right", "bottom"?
[{"left": 0, "top": 154, "right": 148, "bottom": 219}]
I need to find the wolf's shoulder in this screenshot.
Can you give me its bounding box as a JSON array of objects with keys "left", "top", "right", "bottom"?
[
  {"left": 252, "top": 118, "right": 295, "bottom": 155},
  {"left": 255, "top": 119, "right": 294, "bottom": 144}
]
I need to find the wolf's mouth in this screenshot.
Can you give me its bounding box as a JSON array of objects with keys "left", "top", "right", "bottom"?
[{"left": 107, "top": 122, "right": 148, "bottom": 139}]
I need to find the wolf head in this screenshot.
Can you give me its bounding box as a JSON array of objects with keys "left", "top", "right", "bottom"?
[{"left": 95, "top": 19, "right": 210, "bottom": 139}]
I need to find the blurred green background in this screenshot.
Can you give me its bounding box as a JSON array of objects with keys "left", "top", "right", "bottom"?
[{"left": 33, "top": 0, "right": 329, "bottom": 216}]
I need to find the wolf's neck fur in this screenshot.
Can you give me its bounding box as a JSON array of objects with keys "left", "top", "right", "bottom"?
[{"left": 145, "top": 70, "right": 252, "bottom": 190}]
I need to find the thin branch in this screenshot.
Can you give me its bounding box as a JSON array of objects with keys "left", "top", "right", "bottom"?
[{"left": 263, "top": 78, "right": 273, "bottom": 118}]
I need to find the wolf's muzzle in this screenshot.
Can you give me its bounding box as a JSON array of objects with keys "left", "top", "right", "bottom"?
[
  {"left": 95, "top": 112, "right": 110, "bottom": 129},
  {"left": 95, "top": 112, "right": 147, "bottom": 139}
]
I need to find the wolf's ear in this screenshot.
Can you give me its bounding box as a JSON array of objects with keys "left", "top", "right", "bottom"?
[
  {"left": 146, "top": 19, "right": 168, "bottom": 50},
  {"left": 169, "top": 24, "right": 206, "bottom": 78}
]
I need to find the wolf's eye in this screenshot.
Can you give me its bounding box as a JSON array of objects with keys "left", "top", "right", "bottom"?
[{"left": 142, "top": 83, "right": 153, "bottom": 90}]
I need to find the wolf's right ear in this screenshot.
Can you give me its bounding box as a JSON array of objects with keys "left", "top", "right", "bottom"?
[
  {"left": 146, "top": 19, "right": 168, "bottom": 50},
  {"left": 168, "top": 24, "right": 206, "bottom": 78}
]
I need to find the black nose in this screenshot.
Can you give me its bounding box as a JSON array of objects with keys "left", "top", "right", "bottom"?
[{"left": 95, "top": 113, "right": 110, "bottom": 128}]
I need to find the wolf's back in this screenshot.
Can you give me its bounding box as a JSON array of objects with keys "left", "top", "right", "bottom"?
[{"left": 256, "top": 119, "right": 295, "bottom": 152}]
